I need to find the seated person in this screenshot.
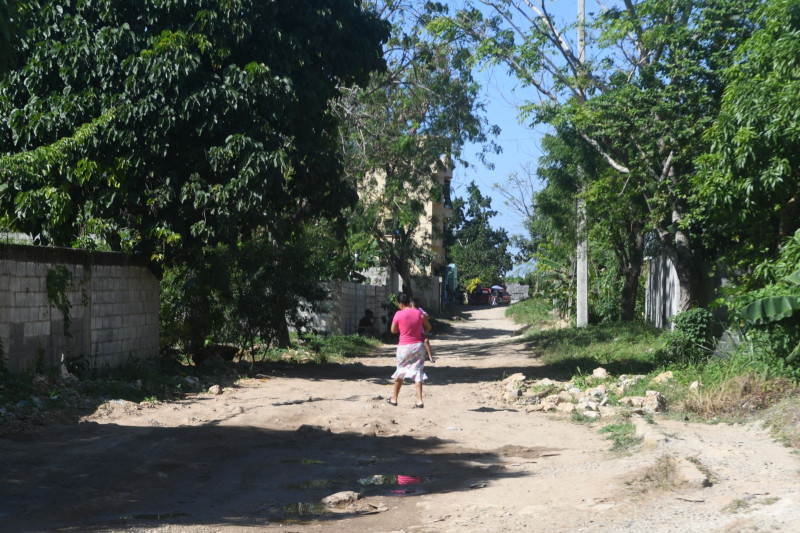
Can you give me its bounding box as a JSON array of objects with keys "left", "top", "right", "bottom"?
[{"left": 358, "top": 309, "right": 377, "bottom": 337}]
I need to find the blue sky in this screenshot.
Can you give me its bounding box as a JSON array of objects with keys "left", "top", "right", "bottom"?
[{"left": 445, "top": 0, "right": 605, "bottom": 255}]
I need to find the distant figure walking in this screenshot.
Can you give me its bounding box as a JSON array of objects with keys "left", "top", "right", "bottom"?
[{"left": 387, "top": 293, "right": 432, "bottom": 408}]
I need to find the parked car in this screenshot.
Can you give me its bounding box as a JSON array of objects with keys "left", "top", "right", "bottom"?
[
  {"left": 467, "top": 287, "right": 492, "bottom": 305},
  {"left": 492, "top": 289, "right": 511, "bottom": 305}
]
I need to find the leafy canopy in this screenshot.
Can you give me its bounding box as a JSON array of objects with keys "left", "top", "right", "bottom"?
[{"left": 0, "top": 0, "right": 389, "bottom": 264}]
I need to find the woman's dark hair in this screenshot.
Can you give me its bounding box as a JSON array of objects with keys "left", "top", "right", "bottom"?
[{"left": 397, "top": 293, "right": 411, "bottom": 306}]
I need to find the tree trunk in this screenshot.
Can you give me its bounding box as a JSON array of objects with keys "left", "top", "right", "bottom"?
[
  {"left": 399, "top": 267, "right": 414, "bottom": 297},
  {"left": 620, "top": 232, "right": 644, "bottom": 322},
  {"left": 659, "top": 215, "right": 702, "bottom": 313},
  {"left": 276, "top": 320, "right": 291, "bottom": 348}
]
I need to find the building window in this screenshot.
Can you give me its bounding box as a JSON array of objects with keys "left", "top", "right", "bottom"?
[{"left": 442, "top": 181, "right": 452, "bottom": 208}]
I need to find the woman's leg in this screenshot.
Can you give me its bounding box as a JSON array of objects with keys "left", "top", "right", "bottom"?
[
  {"left": 414, "top": 381, "right": 423, "bottom": 406},
  {"left": 391, "top": 379, "right": 403, "bottom": 403}
]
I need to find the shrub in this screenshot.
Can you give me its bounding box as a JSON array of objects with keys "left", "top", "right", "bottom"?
[{"left": 656, "top": 308, "right": 717, "bottom": 367}]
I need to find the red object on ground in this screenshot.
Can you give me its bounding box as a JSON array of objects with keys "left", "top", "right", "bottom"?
[{"left": 397, "top": 475, "right": 422, "bottom": 485}]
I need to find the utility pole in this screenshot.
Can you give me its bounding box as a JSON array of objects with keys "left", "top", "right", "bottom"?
[{"left": 576, "top": 0, "right": 588, "bottom": 328}]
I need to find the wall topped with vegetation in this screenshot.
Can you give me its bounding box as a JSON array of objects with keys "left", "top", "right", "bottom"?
[{"left": 0, "top": 244, "right": 158, "bottom": 374}]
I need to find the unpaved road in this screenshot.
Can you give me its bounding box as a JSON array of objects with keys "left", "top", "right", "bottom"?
[{"left": 2, "top": 306, "right": 800, "bottom": 532}]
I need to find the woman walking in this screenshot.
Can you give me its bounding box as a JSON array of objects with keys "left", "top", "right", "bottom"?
[{"left": 387, "top": 293, "right": 432, "bottom": 408}]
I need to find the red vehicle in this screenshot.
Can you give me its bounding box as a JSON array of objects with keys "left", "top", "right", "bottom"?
[
  {"left": 467, "top": 287, "right": 492, "bottom": 305},
  {"left": 493, "top": 289, "right": 511, "bottom": 305}
]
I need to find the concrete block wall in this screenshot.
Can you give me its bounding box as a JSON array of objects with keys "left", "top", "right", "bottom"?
[
  {"left": 0, "top": 244, "right": 159, "bottom": 374},
  {"left": 299, "top": 274, "right": 442, "bottom": 337},
  {"left": 506, "top": 283, "right": 530, "bottom": 303}
]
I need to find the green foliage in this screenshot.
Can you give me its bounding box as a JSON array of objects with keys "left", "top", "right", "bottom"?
[
  {"left": 45, "top": 265, "right": 73, "bottom": 337},
  {"left": 445, "top": 182, "right": 512, "bottom": 286},
  {"left": 599, "top": 421, "right": 642, "bottom": 452},
  {"left": 299, "top": 333, "right": 380, "bottom": 362},
  {"left": 656, "top": 308, "right": 718, "bottom": 367},
  {"left": 505, "top": 296, "right": 552, "bottom": 326},
  {"left": 588, "top": 264, "right": 623, "bottom": 324},
  {"left": 338, "top": 2, "right": 497, "bottom": 295},
  {"left": 696, "top": 0, "right": 800, "bottom": 269},
  {"left": 511, "top": 319, "right": 662, "bottom": 379},
  {"left": 1, "top": 0, "right": 388, "bottom": 263},
  {"left": 159, "top": 230, "right": 330, "bottom": 355}
]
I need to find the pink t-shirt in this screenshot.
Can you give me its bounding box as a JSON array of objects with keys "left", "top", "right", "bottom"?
[{"left": 392, "top": 307, "right": 424, "bottom": 345}]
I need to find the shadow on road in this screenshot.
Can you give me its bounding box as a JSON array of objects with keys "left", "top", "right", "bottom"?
[{"left": 0, "top": 419, "right": 531, "bottom": 531}]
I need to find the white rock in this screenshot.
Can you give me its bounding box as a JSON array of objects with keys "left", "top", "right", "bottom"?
[
  {"left": 619, "top": 396, "right": 646, "bottom": 407},
  {"left": 592, "top": 367, "right": 609, "bottom": 379},
  {"left": 184, "top": 376, "right": 201, "bottom": 389},
  {"left": 322, "top": 491, "right": 361, "bottom": 506},
  {"left": 208, "top": 385, "right": 222, "bottom": 395},
  {"left": 689, "top": 381, "right": 700, "bottom": 390},
  {"left": 503, "top": 372, "right": 526, "bottom": 384},
  {"left": 644, "top": 390, "right": 668, "bottom": 413},
  {"left": 544, "top": 394, "right": 564, "bottom": 406},
  {"left": 556, "top": 402, "right": 576, "bottom": 413},
  {"left": 651, "top": 371, "right": 674, "bottom": 384}
]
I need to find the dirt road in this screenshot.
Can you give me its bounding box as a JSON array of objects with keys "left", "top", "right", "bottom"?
[{"left": 2, "top": 306, "right": 800, "bottom": 532}]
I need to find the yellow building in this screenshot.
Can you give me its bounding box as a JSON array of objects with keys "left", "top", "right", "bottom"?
[{"left": 364, "top": 159, "right": 453, "bottom": 275}]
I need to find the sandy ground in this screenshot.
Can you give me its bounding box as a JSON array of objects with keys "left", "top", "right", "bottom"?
[{"left": 2, "top": 305, "right": 800, "bottom": 532}]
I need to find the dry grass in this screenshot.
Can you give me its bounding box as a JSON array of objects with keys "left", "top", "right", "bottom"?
[
  {"left": 762, "top": 396, "right": 800, "bottom": 449},
  {"left": 682, "top": 374, "right": 796, "bottom": 418},
  {"left": 628, "top": 455, "right": 681, "bottom": 492}
]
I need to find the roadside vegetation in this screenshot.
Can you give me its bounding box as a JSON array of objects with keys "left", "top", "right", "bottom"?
[{"left": 506, "top": 297, "right": 800, "bottom": 445}]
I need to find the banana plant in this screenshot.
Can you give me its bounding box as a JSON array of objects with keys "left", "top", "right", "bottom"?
[{"left": 741, "top": 267, "right": 800, "bottom": 362}]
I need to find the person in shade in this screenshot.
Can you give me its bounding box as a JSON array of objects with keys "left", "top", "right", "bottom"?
[{"left": 387, "top": 293, "right": 432, "bottom": 408}]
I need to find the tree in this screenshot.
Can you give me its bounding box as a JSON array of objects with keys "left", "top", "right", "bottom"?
[
  {"left": 1, "top": 0, "right": 387, "bottom": 259},
  {"left": 335, "top": 1, "right": 497, "bottom": 296},
  {"left": 434, "top": 0, "right": 761, "bottom": 312},
  {"left": 696, "top": 0, "right": 800, "bottom": 281},
  {"left": 0, "top": 0, "right": 388, "bottom": 349},
  {"left": 445, "top": 181, "right": 512, "bottom": 285},
  {"left": 0, "top": 0, "right": 29, "bottom": 75}
]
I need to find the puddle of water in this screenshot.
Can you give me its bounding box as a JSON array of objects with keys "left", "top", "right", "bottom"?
[
  {"left": 280, "top": 478, "right": 344, "bottom": 490},
  {"left": 358, "top": 474, "right": 397, "bottom": 486},
  {"left": 280, "top": 458, "right": 327, "bottom": 465},
  {"left": 132, "top": 512, "right": 190, "bottom": 521}
]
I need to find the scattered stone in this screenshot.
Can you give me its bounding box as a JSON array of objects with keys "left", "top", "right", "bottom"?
[
  {"left": 556, "top": 402, "right": 576, "bottom": 413},
  {"left": 583, "top": 401, "right": 600, "bottom": 412},
  {"left": 322, "top": 491, "right": 361, "bottom": 507},
  {"left": 184, "top": 376, "right": 201, "bottom": 389},
  {"left": 503, "top": 373, "right": 527, "bottom": 385},
  {"left": 592, "top": 367, "right": 609, "bottom": 379},
  {"left": 539, "top": 401, "right": 559, "bottom": 412},
  {"left": 567, "top": 387, "right": 582, "bottom": 395},
  {"left": 202, "top": 354, "right": 226, "bottom": 367},
  {"left": 582, "top": 411, "right": 601, "bottom": 420},
  {"left": 619, "top": 396, "right": 647, "bottom": 408},
  {"left": 544, "top": 394, "right": 564, "bottom": 406},
  {"left": 651, "top": 371, "right": 674, "bottom": 384},
  {"left": 585, "top": 387, "right": 605, "bottom": 399},
  {"left": 644, "top": 390, "right": 668, "bottom": 413},
  {"left": 536, "top": 378, "right": 556, "bottom": 387},
  {"left": 208, "top": 385, "right": 222, "bottom": 395},
  {"left": 690, "top": 381, "right": 700, "bottom": 390},
  {"left": 506, "top": 389, "right": 522, "bottom": 402}
]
